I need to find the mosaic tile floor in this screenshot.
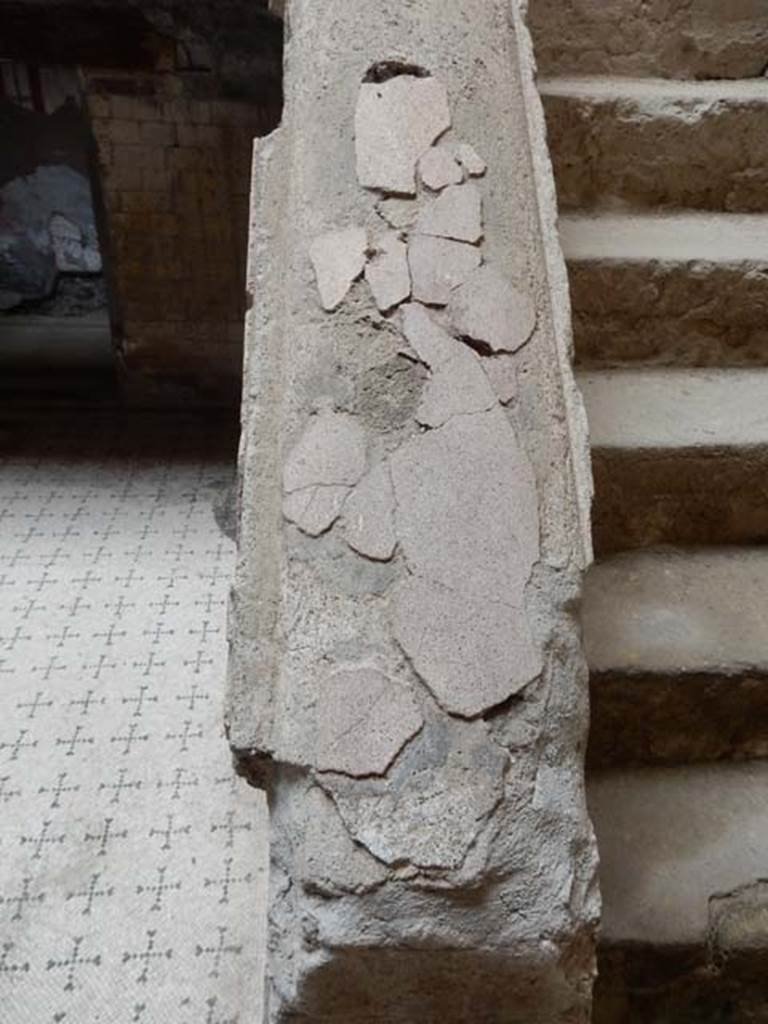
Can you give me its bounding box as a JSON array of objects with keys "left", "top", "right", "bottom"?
[{"left": 0, "top": 415, "right": 267, "bottom": 1024}]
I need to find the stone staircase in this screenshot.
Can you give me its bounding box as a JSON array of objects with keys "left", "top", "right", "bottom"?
[{"left": 530, "top": 3, "right": 768, "bottom": 1020}]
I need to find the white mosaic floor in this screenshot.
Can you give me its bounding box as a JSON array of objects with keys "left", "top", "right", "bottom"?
[{"left": 0, "top": 416, "right": 267, "bottom": 1024}]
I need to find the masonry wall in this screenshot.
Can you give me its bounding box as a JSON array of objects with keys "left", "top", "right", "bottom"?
[{"left": 84, "top": 72, "right": 280, "bottom": 403}]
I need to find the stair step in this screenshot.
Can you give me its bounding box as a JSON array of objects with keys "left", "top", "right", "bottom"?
[
  {"left": 590, "top": 762, "right": 768, "bottom": 1020},
  {"left": 561, "top": 213, "right": 768, "bottom": 367},
  {"left": 541, "top": 77, "right": 768, "bottom": 213},
  {"left": 589, "top": 763, "right": 768, "bottom": 945},
  {"left": 579, "top": 368, "right": 768, "bottom": 552},
  {"left": 583, "top": 548, "right": 768, "bottom": 766},
  {"left": 528, "top": 0, "right": 768, "bottom": 80}
]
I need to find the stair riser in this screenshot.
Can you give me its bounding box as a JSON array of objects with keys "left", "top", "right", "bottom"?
[
  {"left": 595, "top": 944, "right": 768, "bottom": 1024},
  {"left": 528, "top": 0, "right": 768, "bottom": 79},
  {"left": 569, "top": 260, "right": 768, "bottom": 368},
  {"left": 544, "top": 93, "right": 768, "bottom": 213},
  {"left": 589, "top": 672, "right": 768, "bottom": 768},
  {"left": 592, "top": 449, "right": 768, "bottom": 553}
]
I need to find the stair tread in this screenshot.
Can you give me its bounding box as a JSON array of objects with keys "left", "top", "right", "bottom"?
[
  {"left": 539, "top": 75, "right": 768, "bottom": 101},
  {"left": 584, "top": 547, "right": 768, "bottom": 675},
  {"left": 589, "top": 762, "right": 768, "bottom": 946},
  {"left": 579, "top": 368, "right": 768, "bottom": 448},
  {"left": 560, "top": 213, "right": 768, "bottom": 263}
]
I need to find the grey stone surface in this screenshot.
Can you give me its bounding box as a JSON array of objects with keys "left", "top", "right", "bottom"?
[
  {"left": 541, "top": 78, "right": 768, "bottom": 214},
  {"left": 589, "top": 764, "right": 768, "bottom": 947},
  {"left": 228, "top": 1, "right": 596, "bottom": 1019},
  {"left": 583, "top": 548, "right": 768, "bottom": 767},
  {"left": 561, "top": 213, "right": 768, "bottom": 368},
  {"left": 528, "top": 0, "right": 768, "bottom": 79},
  {"left": 581, "top": 369, "right": 768, "bottom": 553}
]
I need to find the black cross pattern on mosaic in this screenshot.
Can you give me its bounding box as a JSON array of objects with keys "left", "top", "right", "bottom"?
[
  {"left": 0, "top": 876, "right": 46, "bottom": 922},
  {"left": 47, "top": 935, "right": 102, "bottom": 992},
  {"left": 195, "top": 926, "right": 243, "bottom": 979},
  {"left": 0, "top": 436, "right": 264, "bottom": 1021},
  {"left": 122, "top": 929, "right": 173, "bottom": 984}
]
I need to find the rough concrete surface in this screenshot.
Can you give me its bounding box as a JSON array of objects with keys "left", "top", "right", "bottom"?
[
  {"left": 528, "top": 0, "right": 768, "bottom": 79},
  {"left": 583, "top": 548, "right": 768, "bottom": 766},
  {"left": 541, "top": 78, "right": 768, "bottom": 213},
  {"left": 227, "top": 1, "right": 597, "bottom": 1020},
  {"left": 561, "top": 214, "right": 768, "bottom": 368}
]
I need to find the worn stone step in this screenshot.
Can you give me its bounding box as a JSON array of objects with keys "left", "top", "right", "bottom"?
[
  {"left": 583, "top": 548, "right": 768, "bottom": 767},
  {"left": 540, "top": 77, "right": 768, "bottom": 213},
  {"left": 579, "top": 368, "right": 768, "bottom": 552},
  {"left": 527, "top": 0, "right": 768, "bottom": 80},
  {"left": 561, "top": 213, "right": 768, "bottom": 367},
  {"left": 589, "top": 763, "right": 768, "bottom": 1022}
]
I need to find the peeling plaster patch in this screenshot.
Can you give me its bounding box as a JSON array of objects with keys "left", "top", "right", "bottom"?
[
  {"left": 313, "top": 666, "right": 423, "bottom": 776},
  {"left": 408, "top": 235, "right": 481, "bottom": 306},
  {"left": 341, "top": 462, "right": 397, "bottom": 562},
  {"left": 355, "top": 76, "right": 451, "bottom": 195},
  {"left": 309, "top": 228, "right": 368, "bottom": 311},
  {"left": 400, "top": 304, "right": 495, "bottom": 427},
  {"left": 365, "top": 232, "right": 411, "bottom": 312},
  {"left": 415, "top": 183, "right": 483, "bottom": 244},
  {"left": 330, "top": 718, "right": 505, "bottom": 870},
  {"left": 455, "top": 142, "right": 487, "bottom": 177},
  {"left": 448, "top": 265, "right": 537, "bottom": 354},
  {"left": 483, "top": 355, "right": 518, "bottom": 405},
  {"left": 376, "top": 197, "right": 417, "bottom": 230},
  {"left": 401, "top": 302, "right": 455, "bottom": 367},
  {"left": 419, "top": 147, "right": 463, "bottom": 191},
  {"left": 299, "top": 788, "right": 388, "bottom": 896},
  {"left": 283, "top": 486, "right": 352, "bottom": 538},
  {"left": 389, "top": 409, "right": 541, "bottom": 717},
  {"left": 283, "top": 412, "right": 367, "bottom": 536}
]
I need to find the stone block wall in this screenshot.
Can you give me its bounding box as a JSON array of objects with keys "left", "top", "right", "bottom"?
[{"left": 84, "top": 72, "right": 280, "bottom": 403}]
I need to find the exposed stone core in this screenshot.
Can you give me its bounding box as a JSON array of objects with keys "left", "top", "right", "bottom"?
[{"left": 228, "top": 1, "right": 596, "bottom": 1021}]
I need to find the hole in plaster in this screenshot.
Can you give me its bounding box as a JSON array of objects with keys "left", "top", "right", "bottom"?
[{"left": 363, "top": 61, "right": 430, "bottom": 84}]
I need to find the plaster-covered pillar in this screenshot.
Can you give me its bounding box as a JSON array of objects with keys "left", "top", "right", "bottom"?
[{"left": 227, "top": 1, "right": 598, "bottom": 1020}]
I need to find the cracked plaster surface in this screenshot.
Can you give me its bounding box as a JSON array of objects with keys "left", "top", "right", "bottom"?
[
  {"left": 309, "top": 228, "right": 368, "bottom": 311},
  {"left": 419, "top": 146, "right": 464, "bottom": 191},
  {"left": 340, "top": 461, "right": 397, "bottom": 562},
  {"left": 364, "top": 231, "right": 411, "bottom": 312},
  {"left": 414, "top": 182, "right": 484, "bottom": 243},
  {"left": 448, "top": 264, "right": 538, "bottom": 353},
  {"left": 455, "top": 142, "right": 487, "bottom": 177},
  {"left": 390, "top": 408, "right": 541, "bottom": 717},
  {"left": 328, "top": 716, "right": 507, "bottom": 871},
  {"left": 408, "top": 235, "right": 481, "bottom": 306},
  {"left": 355, "top": 75, "right": 451, "bottom": 195},
  {"left": 282, "top": 412, "right": 367, "bottom": 537},
  {"left": 312, "top": 666, "right": 423, "bottom": 777}
]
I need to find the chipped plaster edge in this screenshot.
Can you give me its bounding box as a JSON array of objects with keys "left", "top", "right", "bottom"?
[
  {"left": 512, "top": 0, "right": 594, "bottom": 570},
  {"left": 226, "top": 126, "right": 288, "bottom": 755}
]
